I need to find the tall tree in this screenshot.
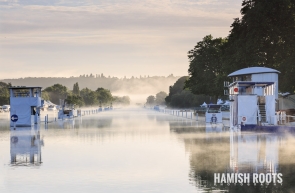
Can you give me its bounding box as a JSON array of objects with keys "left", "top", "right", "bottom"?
[
  {"left": 73, "top": 82, "right": 80, "bottom": 96},
  {"left": 155, "top": 91, "right": 168, "bottom": 105},
  {"left": 146, "top": 95, "right": 155, "bottom": 105},
  {"left": 185, "top": 35, "right": 226, "bottom": 98},
  {"left": 223, "top": 0, "right": 295, "bottom": 92},
  {"left": 80, "top": 87, "right": 97, "bottom": 106},
  {"left": 165, "top": 76, "right": 188, "bottom": 104},
  {"left": 44, "top": 84, "right": 68, "bottom": 104},
  {"left": 96, "top": 87, "right": 112, "bottom": 105}
]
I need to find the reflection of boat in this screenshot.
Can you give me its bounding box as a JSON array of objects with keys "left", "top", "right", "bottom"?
[
  {"left": 205, "top": 123, "right": 223, "bottom": 133},
  {"left": 10, "top": 125, "right": 43, "bottom": 165},
  {"left": 230, "top": 130, "right": 279, "bottom": 173},
  {"left": 57, "top": 118, "right": 76, "bottom": 129}
]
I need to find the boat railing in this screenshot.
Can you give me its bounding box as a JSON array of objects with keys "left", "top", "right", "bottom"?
[{"left": 237, "top": 115, "right": 295, "bottom": 126}]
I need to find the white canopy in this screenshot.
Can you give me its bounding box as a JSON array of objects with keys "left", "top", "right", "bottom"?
[
  {"left": 217, "top": 99, "right": 223, "bottom": 105},
  {"left": 200, "top": 102, "right": 207, "bottom": 107}
]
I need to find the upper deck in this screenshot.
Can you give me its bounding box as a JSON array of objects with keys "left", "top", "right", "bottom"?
[{"left": 9, "top": 87, "right": 42, "bottom": 98}]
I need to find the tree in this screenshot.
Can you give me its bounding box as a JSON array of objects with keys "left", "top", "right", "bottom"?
[
  {"left": 66, "top": 94, "right": 84, "bottom": 107},
  {"left": 155, "top": 91, "right": 167, "bottom": 105},
  {"left": 41, "top": 91, "right": 50, "bottom": 101},
  {"left": 0, "top": 82, "right": 11, "bottom": 105},
  {"left": 223, "top": 0, "right": 295, "bottom": 93},
  {"left": 165, "top": 76, "right": 188, "bottom": 104},
  {"left": 96, "top": 87, "right": 113, "bottom": 105},
  {"left": 146, "top": 95, "right": 155, "bottom": 105},
  {"left": 112, "top": 96, "right": 130, "bottom": 106},
  {"left": 73, "top": 82, "right": 80, "bottom": 96},
  {"left": 44, "top": 84, "right": 68, "bottom": 104},
  {"left": 185, "top": 35, "right": 226, "bottom": 99},
  {"left": 80, "top": 87, "right": 97, "bottom": 106}
]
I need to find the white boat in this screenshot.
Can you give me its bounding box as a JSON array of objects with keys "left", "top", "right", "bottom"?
[
  {"left": 57, "top": 100, "right": 80, "bottom": 119},
  {"left": 47, "top": 105, "right": 57, "bottom": 111},
  {"left": 205, "top": 104, "right": 223, "bottom": 123},
  {"left": 2, "top": 105, "right": 10, "bottom": 112},
  {"left": 226, "top": 67, "right": 295, "bottom": 131}
]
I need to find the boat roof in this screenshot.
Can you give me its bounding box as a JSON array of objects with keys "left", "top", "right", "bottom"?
[
  {"left": 9, "top": 86, "right": 42, "bottom": 89},
  {"left": 229, "top": 81, "right": 275, "bottom": 87},
  {"left": 228, "top": 67, "right": 280, "bottom": 77}
]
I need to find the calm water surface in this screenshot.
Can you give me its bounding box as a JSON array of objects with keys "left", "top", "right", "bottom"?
[{"left": 0, "top": 108, "right": 295, "bottom": 193}]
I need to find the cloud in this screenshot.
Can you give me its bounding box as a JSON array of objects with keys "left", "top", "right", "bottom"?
[{"left": 0, "top": 0, "right": 242, "bottom": 79}]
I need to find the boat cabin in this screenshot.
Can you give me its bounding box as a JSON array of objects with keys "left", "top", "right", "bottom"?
[
  {"left": 9, "top": 87, "right": 42, "bottom": 127},
  {"left": 226, "top": 67, "right": 279, "bottom": 129},
  {"left": 205, "top": 104, "right": 222, "bottom": 123}
]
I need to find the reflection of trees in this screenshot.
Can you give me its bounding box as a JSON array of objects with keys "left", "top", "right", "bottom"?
[
  {"left": 170, "top": 118, "right": 295, "bottom": 192},
  {"left": 184, "top": 132, "right": 230, "bottom": 191}
]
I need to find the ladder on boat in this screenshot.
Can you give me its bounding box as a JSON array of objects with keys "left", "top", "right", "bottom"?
[{"left": 258, "top": 104, "right": 266, "bottom": 123}]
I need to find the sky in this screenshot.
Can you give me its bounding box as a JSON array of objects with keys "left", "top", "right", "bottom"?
[{"left": 0, "top": 0, "right": 242, "bottom": 79}]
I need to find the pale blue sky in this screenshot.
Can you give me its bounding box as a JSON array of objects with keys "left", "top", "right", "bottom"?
[{"left": 0, "top": 0, "right": 242, "bottom": 79}]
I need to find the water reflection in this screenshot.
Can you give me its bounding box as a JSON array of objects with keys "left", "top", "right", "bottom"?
[
  {"left": 1, "top": 109, "right": 295, "bottom": 192},
  {"left": 10, "top": 125, "right": 43, "bottom": 166},
  {"left": 170, "top": 119, "right": 295, "bottom": 192}
]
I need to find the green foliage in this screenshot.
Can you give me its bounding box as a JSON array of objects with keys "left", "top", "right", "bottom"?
[
  {"left": 44, "top": 84, "right": 68, "bottom": 104},
  {"left": 65, "top": 94, "right": 84, "bottom": 107},
  {"left": 146, "top": 95, "right": 155, "bottom": 105},
  {"left": 80, "top": 88, "right": 98, "bottom": 106},
  {"left": 165, "top": 76, "right": 188, "bottom": 104},
  {"left": 185, "top": 35, "right": 227, "bottom": 98},
  {"left": 186, "top": 0, "right": 295, "bottom": 95},
  {"left": 0, "top": 82, "right": 11, "bottom": 105},
  {"left": 43, "top": 84, "right": 126, "bottom": 107},
  {"left": 73, "top": 82, "right": 80, "bottom": 96},
  {"left": 170, "top": 90, "right": 209, "bottom": 108},
  {"left": 96, "top": 87, "right": 113, "bottom": 105},
  {"left": 41, "top": 91, "right": 50, "bottom": 101},
  {"left": 155, "top": 91, "right": 167, "bottom": 105},
  {"left": 112, "top": 96, "right": 130, "bottom": 106},
  {"left": 166, "top": 76, "right": 211, "bottom": 108}
]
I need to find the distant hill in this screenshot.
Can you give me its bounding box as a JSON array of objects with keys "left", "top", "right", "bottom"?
[{"left": 1, "top": 75, "right": 180, "bottom": 95}]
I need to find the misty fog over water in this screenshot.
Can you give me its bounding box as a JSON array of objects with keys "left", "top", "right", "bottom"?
[{"left": 1, "top": 108, "right": 295, "bottom": 193}]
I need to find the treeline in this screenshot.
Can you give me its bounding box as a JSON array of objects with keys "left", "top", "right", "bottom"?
[
  {"left": 146, "top": 91, "right": 168, "bottom": 106},
  {"left": 43, "top": 83, "right": 130, "bottom": 107},
  {"left": 146, "top": 76, "right": 216, "bottom": 108},
  {"left": 0, "top": 81, "right": 130, "bottom": 107},
  {"left": 165, "top": 76, "right": 213, "bottom": 108},
  {"left": 1, "top": 74, "right": 178, "bottom": 95},
  {"left": 185, "top": 0, "right": 295, "bottom": 97}
]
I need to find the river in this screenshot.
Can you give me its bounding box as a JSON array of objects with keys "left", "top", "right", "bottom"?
[{"left": 0, "top": 108, "right": 295, "bottom": 193}]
